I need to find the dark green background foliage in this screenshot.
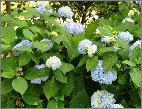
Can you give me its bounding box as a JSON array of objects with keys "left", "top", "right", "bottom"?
[{"left": 1, "top": 1, "right": 141, "bottom": 108}]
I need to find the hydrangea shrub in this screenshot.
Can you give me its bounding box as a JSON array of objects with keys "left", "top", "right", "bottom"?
[{"left": 1, "top": 1, "right": 141, "bottom": 108}]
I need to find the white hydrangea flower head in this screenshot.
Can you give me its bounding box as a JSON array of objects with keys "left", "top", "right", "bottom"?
[
  {"left": 58, "top": 6, "right": 73, "bottom": 19},
  {"left": 101, "top": 36, "right": 116, "bottom": 43},
  {"left": 118, "top": 31, "right": 134, "bottom": 42},
  {"left": 87, "top": 45, "right": 97, "bottom": 57},
  {"left": 129, "top": 40, "right": 141, "bottom": 50},
  {"left": 78, "top": 39, "right": 92, "bottom": 55},
  {"left": 109, "top": 104, "right": 124, "bottom": 108},
  {"left": 91, "top": 90, "right": 116, "bottom": 108},
  {"left": 46, "top": 56, "right": 62, "bottom": 70},
  {"left": 122, "top": 17, "right": 134, "bottom": 23}
]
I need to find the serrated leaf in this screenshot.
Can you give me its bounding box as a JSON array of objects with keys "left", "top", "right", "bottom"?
[
  {"left": 70, "top": 89, "right": 90, "bottom": 108},
  {"left": 12, "top": 77, "right": 28, "bottom": 96},
  {"left": 55, "top": 70, "right": 67, "bottom": 84},
  {"left": 86, "top": 56, "right": 98, "bottom": 72},
  {"left": 77, "top": 56, "right": 89, "bottom": 67},
  {"left": 2, "top": 71, "right": 15, "bottom": 79},
  {"left": 2, "top": 26, "right": 16, "bottom": 44},
  {"left": 32, "top": 41, "right": 50, "bottom": 53},
  {"left": 13, "top": 19, "right": 27, "bottom": 28},
  {"left": 16, "top": 46, "right": 33, "bottom": 53},
  {"left": 47, "top": 99, "right": 64, "bottom": 108},
  {"left": 23, "top": 86, "right": 42, "bottom": 105},
  {"left": 19, "top": 52, "right": 31, "bottom": 66},
  {"left": 1, "top": 79, "right": 13, "bottom": 95},
  {"left": 23, "top": 29, "right": 35, "bottom": 41},
  {"left": 61, "top": 73, "right": 74, "bottom": 96},
  {"left": 24, "top": 67, "right": 50, "bottom": 80},
  {"left": 103, "top": 52, "right": 118, "bottom": 72},
  {"left": 130, "top": 68, "right": 141, "bottom": 88},
  {"left": 43, "top": 78, "right": 59, "bottom": 100},
  {"left": 122, "top": 60, "right": 136, "bottom": 67},
  {"left": 59, "top": 63, "right": 74, "bottom": 75}
]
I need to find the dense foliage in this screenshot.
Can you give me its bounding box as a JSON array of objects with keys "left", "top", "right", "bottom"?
[{"left": 1, "top": 1, "right": 141, "bottom": 108}]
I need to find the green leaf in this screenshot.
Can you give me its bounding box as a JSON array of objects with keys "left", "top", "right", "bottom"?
[
  {"left": 122, "top": 60, "right": 136, "bottom": 67},
  {"left": 16, "top": 46, "right": 33, "bottom": 53},
  {"left": 59, "top": 63, "right": 74, "bottom": 75},
  {"left": 19, "top": 7, "right": 40, "bottom": 19},
  {"left": 32, "top": 41, "right": 50, "bottom": 53},
  {"left": 1, "top": 79, "right": 13, "bottom": 95},
  {"left": 103, "top": 52, "right": 118, "bottom": 72},
  {"left": 55, "top": 70, "right": 67, "bottom": 84},
  {"left": 85, "top": 21, "right": 98, "bottom": 38},
  {"left": 118, "top": 73, "right": 128, "bottom": 85},
  {"left": 23, "top": 29, "right": 35, "bottom": 41},
  {"left": 67, "top": 46, "right": 79, "bottom": 60},
  {"left": 2, "top": 57, "right": 18, "bottom": 72},
  {"left": 70, "top": 89, "right": 90, "bottom": 108},
  {"left": 2, "top": 26, "right": 16, "bottom": 44},
  {"left": 77, "top": 56, "right": 89, "bottom": 67},
  {"left": 23, "top": 86, "right": 42, "bottom": 105},
  {"left": 86, "top": 56, "right": 98, "bottom": 72},
  {"left": 1, "top": 98, "right": 15, "bottom": 108},
  {"left": 61, "top": 73, "right": 74, "bottom": 96},
  {"left": 2, "top": 71, "right": 15, "bottom": 79},
  {"left": 98, "top": 47, "right": 113, "bottom": 55},
  {"left": 19, "top": 52, "right": 31, "bottom": 66},
  {"left": 12, "top": 77, "right": 28, "bottom": 96},
  {"left": 24, "top": 67, "right": 50, "bottom": 80},
  {"left": 43, "top": 78, "right": 59, "bottom": 100},
  {"left": 48, "top": 99, "right": 64, "bottom": 108},
  {"left": 130, "top": 68, "right": 141, "bottom": 88},
  {"left": 29, "top": 26, "right": 41, "bottom": 34},
  {"left": 129, "top": 47, "right": 140, "bottom": 61},
  {"left": 13, "top": 19, "right": 27, "bottom": 28}
]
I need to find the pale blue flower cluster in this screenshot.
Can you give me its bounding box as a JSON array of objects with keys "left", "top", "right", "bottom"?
[
  {"left": 91, "top": 90, "right": 124, "bottom": 108},
  {"left": 40, "top": 38, "right": 53, "bottom": 49},
  {"left": 12, "top": 40, "right": 32, "bottom": 50},
  {"left": 129, "top": 40, "right": 141, "bottom": 50},
  {"left": 118, "top": 31, "right": 133, "bottom": 42},
  {"left": 91, "top": 90, "right": 116, "bottom": 108},
  {"left": 36, "top": 5, "right": 46, "bottom": 15},
  {"left": 64, "top": 22, "right": 84, "bottom": 35},
  {"left": 91, "top": 60, "right": 117, "bottom": 85},
  {"left": 48, "top": 9, "right": 53, "bottom": 15},
  {"left": 58, "top": 6, "right": 73, "bottom": 19},
  {"left": 31, "top": 64, "right": 48, "bottom": 84}
]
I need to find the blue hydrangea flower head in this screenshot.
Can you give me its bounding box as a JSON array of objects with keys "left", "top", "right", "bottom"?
[
  {"left": 91, "top": 90, "right": 116, "bottom": 108},
  {"left": 40, "top": 38, "right": 53, "bottom": 49},
  {"left": 64, "top": 22, "right": 84, "bottom": 35},
  {"left": 118, "top": 31, "right": 133, "bottom": 42},
  {"left": 58, "top": 6, "right": 73, "bottom": 19},
  {"left": 129, "top": 40, "right": 141, "bottom": 50},
  {"left": 91, "top": 60, "right": 117, "bottom": 84},
  {"left": 36, "top": 5, "right": 46, "bottom": 15},
  {"left": 12, "top": 40, "right": 32, "bottom": 50}
]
